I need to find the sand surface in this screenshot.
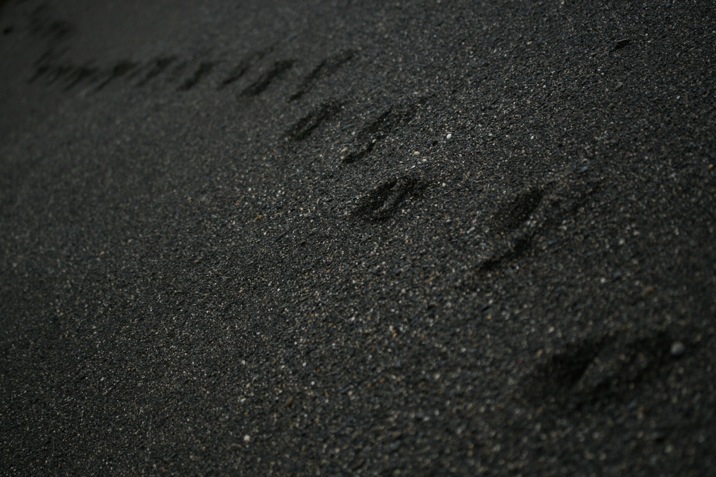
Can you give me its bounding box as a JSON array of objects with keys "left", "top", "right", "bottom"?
[{"left": 1, "top": 0, "right": 715, "bottom": 475}]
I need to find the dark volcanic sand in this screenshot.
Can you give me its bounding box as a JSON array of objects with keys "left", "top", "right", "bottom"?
[{"left": 1, "top": 1, "right": 715, "bottom": 475}]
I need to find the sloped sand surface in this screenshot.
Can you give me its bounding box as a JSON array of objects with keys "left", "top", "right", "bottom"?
[{"left": 1, "top": 1, "right": 714, "bottom": 474}]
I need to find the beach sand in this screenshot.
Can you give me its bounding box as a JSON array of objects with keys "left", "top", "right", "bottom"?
[{"left": 1, "top": 0, "right": 714, "bottom": 474}]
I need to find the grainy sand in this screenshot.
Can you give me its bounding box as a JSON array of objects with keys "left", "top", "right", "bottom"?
[{"left": 1, "top": 1, "right": 714, "bottom": 475}]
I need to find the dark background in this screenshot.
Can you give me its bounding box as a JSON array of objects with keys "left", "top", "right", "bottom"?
[{"left": 1, "top": 1, "right": 714, "bottom": 475}]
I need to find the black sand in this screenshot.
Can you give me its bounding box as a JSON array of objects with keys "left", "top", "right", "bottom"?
[{"left": 1, "top": 1, "right": 715, "bottom": 475}]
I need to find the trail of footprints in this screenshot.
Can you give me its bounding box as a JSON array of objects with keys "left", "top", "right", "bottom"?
[
  {"left": 30, "top": 46, "right": 355, "bottom": 97},
  {"left": 30, "top": 40, "right": 354, "bottom": 100},
  {"left": 21, "top": 4, "right": 673, "bottom": 413},
  {"left": 32, "top": 39, "right": 602, "bottom": 269},
  {"left": 22, "top": 2, "right": 606, "bottom": 276},
  {"left": 24, "top": 4, "right": 429, "bottom": 223},
  {"left": 352, "top": 175, "right": 427, "bottom": 222},
  {"left": 22, "top": 3, "right": 349, "bottom": 97}
]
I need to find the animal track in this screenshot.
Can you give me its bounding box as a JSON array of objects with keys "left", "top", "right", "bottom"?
[
  {"left": 523, "top": 329, "right": 686, "bottom": 411},
  {"left": 352, "top": 175, "right": 426, "bottom": 222},
  {"left": 239, "top": 59, "right": 295, "bottom": 97},
  {"left": 61, "top": 64, "right": 99, "bottom": 90},
  {"left": 178, "top": 61, "right": 217, "bottom": 91},
  {"left": 95, "top": 60, "right": 140, "bottom": 90},
  {"left": 480, "top": 187, "right": 544, "bottom": 271},
  {"left": 343, "top": 100, "right": 422, "bottom": 164},
  {"left": 479, "top": 179, "right": 602, "bottom": 272},
  {"left": 30, "top": 58, "right": 141, "bottom": 92},
  {"left": 286, "top": 99, "right": 345, "bottom": 141},
  {"left": 30, "top": 62, "right": 75, "bottom": 86},
  {"left": 31, "top": 56, "right": 176, "bottom": 91},
  {"left": 289, "top": 49, "right": 355, "bottom": 102},
  {"left": 219, "top": 46, "right": 275, "bottom": 89},
  {"left": 492, "top": 188, "right": 543, "bottom": 235},
  {"left": 136, "top": 56, "right": 177, "bottom": 87}
]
